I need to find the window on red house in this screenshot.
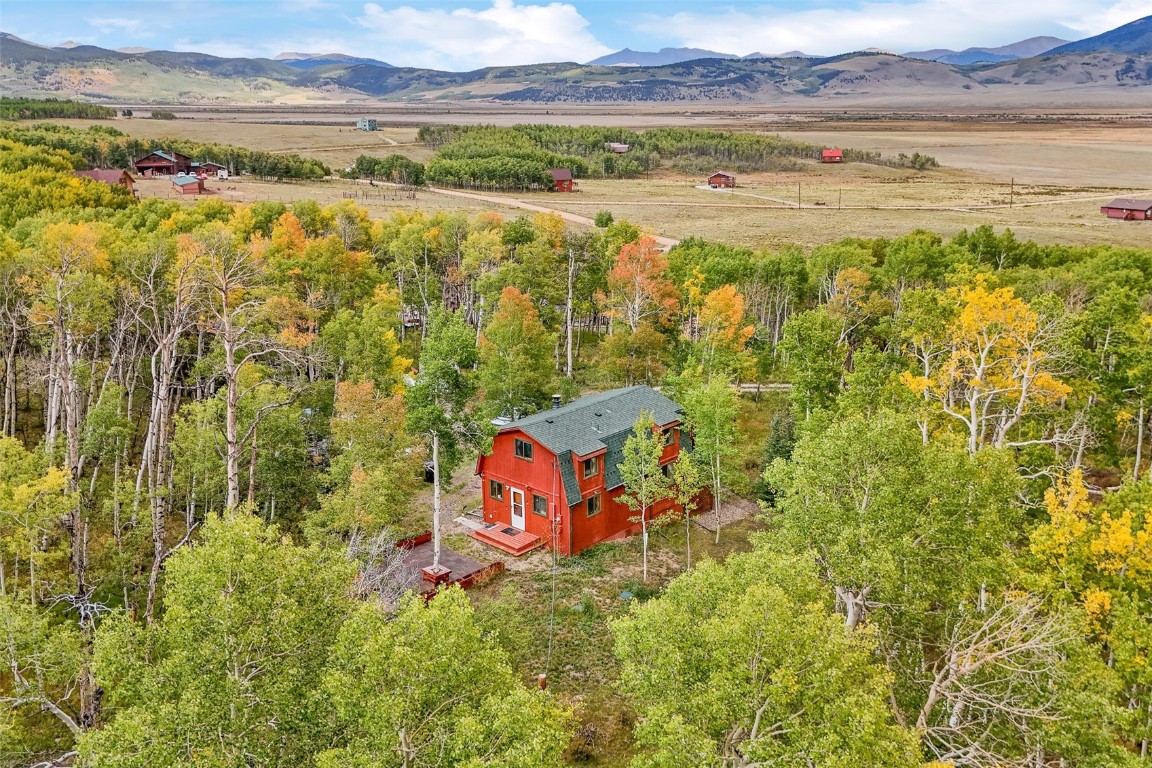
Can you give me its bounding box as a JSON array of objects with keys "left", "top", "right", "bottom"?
[
  {"left": 489, "top": 480, "right": 504, "bottom": 500},
  {"left": 586, "top": 493, "right": 601, "bottom": 517},
  {"left": 532, "top": 493, "right": 548, "bottom": 517},
  {"left": 515, "top": 438, "right": 533, "bottom": 460},
  {"left": 582, "top": 456, "right": 598, "bottom": 479}
]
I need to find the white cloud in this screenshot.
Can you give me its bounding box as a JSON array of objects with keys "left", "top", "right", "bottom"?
[
  {"left": 87, "top": 17, "right": 145, "bottom": 34},
  {"left": 356, "top": 0, "right": 613, "bottom": 69},
  {"left": 639, "top": 0, "right": 1152, "bottom": 57}
]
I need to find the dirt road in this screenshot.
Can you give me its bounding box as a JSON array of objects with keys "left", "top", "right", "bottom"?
[{"left": 425, "top": 186, "right": 682, "bottom": 248}]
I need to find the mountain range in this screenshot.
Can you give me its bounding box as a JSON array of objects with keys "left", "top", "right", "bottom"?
[
  {"left": 1, "top": 15, "right": 1150, "bottom": 105},
  {"left": 902, "top": 36, "right": 1069, "bottom": 65}
]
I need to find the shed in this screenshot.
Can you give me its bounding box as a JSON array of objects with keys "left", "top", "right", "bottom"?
[
  {"left": 196, "top": 161, "right": 228, "bottom": 179},
  {"left": 708, "top": 171, "right": 735, "bottom": 188},
  {"left": 171, "top": 173, "right": 205, "bottom": 195},
  {"left": 549, "top": 168, "right": 574, "bottom": 192},
  {"left": 822, "top": 149, "right": 844, "bottom": 163},
  {"left": 1100, "top": 198, "right": 1152, "bottom": 221},
  {"left": 357, "top": 117, "right": 378, "bottom": 131},
  {"left": 604, "top": 142, "right": 631, "bottom": 153},
  {"left": 73, "top": 169, "right": 135, "bottom": 192}
]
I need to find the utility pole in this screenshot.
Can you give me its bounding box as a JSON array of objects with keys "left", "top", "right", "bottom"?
[
  {"left": 797, "top": 182, "right": 801, "bottom": 210},
  {"left": 838, "top": 188, "right": 842, "bottom": 211},
  {"left": 1010, "top": 177, "right": 1015, "bottom": 208}
]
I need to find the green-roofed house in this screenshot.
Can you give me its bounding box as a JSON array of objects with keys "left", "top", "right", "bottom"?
[
  {"left": 473, "top": 385, "right": 705, "bottom": 556},
  {"left": 133, "top": 149, "right": 193, "bottom": 176}
]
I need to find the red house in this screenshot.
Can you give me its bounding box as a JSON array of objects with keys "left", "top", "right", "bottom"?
[
  {"left": 473, "top": 386, "right": 703, "bottom": 557},
  {"left": 73, "top": 169, "right": 135, "bottom": 193},
  {"left": 134, "top": 149, "right": 193, "bottom": 176},
  {"left": 549, "top": 168, "right": 574, "bottom": 192},
  {"left": 1100, "top": 198, "right": 1152, "bottom": 221},
  {"left": 708, "top": 171, "right": 735, "bottom": 188},
  {"left": 822, "top": 149, "right": 844, "bottom": 163}
]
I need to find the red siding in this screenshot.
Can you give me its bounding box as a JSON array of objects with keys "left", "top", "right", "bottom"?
[
  {"left": 478, "top": 430, "right": 562, "bottom": 548},
  {"left": 1101, "top": 207, "right": 1149, "bottom": 220},
  {"left": 478, "top": 423, "right": 699, "bottom": 556}
]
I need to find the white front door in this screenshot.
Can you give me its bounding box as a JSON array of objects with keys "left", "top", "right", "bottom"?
[{"left": 510, "top": 488, "right": 526, "bottom": 531}]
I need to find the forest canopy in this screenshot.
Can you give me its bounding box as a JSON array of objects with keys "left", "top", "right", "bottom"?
[{"left": 0, "top": 121, "right": 1149, "bottom": 768}]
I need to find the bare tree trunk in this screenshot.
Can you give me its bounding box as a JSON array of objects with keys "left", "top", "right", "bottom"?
[
  {"left": 1136, "top": 399, "right": 1145, "bottom": 482},
  {"left": 246, "top": 423, "right": 258, "bottom": 504},
  {"left": 432, "top": 431, "right": 441, "bottom": 571},
  {"left": 565, "top": 249, "right": 575, "bottom": 378}
]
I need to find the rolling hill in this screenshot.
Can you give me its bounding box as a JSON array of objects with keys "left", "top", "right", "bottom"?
[
  {"left": 1046, "top": 15, "right": 1152, "bottom": 55},
  {"left": 2, "top": 18, "right": 1151, "bottom": 106},
  {"left": 904, "top": 36, "right": 1069, "bottom": 65}
]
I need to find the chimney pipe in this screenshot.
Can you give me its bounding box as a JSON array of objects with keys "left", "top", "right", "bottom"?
[{"left": 552, "top": 394, "right": 561, "bottom": 410}]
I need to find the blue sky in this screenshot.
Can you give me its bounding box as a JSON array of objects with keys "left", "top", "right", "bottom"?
[{"left": 3, "top": 0, "right": 1150, "bottom": 69}]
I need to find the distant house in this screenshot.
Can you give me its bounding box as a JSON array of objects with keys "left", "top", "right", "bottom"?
[
  {"left": 708, "top": 171, "right": 735, "bottom": 188},
  {"left": 473, "top": 386, "right": 709, "bottom": 557},
  {"left": 193, "top": 161, "right": 228, "bottom": 179},
  {"left": 134, "top": 150, "right": 192, "bottom": 176},
  {"left": 549, "top": 168, "right": 574, "bottom": 192},
  {"left": 357, "top": 117, "right": 378, "bottom": 131},
  {"left": 73, "top": 169, "right": 135, "bottom": 193},
  {"left": 171, "top": 173, "right": 205, "bottom": 195},
  {"left": 604, "top": 142, "right": 631, "bottom": 153},
  {"left": 822, "top": 149, "right": 844, "bottom": 163},
  {"left": 1100, "top": 198, "right": 1152, "bottom": 221}
]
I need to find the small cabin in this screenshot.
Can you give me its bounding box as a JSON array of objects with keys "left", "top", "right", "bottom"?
[
  {"left": 822, "top": 149, "right": 844, "bottom": 163},
  {"left": 549, "top": 168, "right": 574, "bottom": 192},
  {"left": 357, "top": 117, "right": 378, "bottom": 132},
  {"left": 1100, "top": 198, "right": 1152, "bottom": 221},
  {"left": 708, "top": 171, "right": 735, "bottom": 188},
  {"left": 604, "top": 142, "right": 631, "bottom": 153},
  {"left": 171, "top": 173, "right": 205, "bottom": 195},
  {"left": 73, "top": 169, "right": 135, "bottom": 193},
  {"left": 195, "top": 161, "right": 229, "bottom": 179},
  {"left": 473, "top": 386, "right": 711, "bottom": 557}
]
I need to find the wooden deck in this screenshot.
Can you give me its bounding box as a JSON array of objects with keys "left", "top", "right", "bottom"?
[
  {"left": 402, "top": 541, "right": 504, "bottom": 596},
  {"left": 470, "top": 523, "right": 544, "bottom": 556}
]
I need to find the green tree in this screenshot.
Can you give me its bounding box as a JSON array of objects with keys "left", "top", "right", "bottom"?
[
  {"left": 679, "top": 373, "right": 740, "bottom": 543},
  {"left": 479, "top": 286, "right": 554, "bottom": 418},
  {"left": 405, "top": 309, "right": 481, "bottom": 574},
  {"left": 618, "top": 411, "right": 672, "bottom": 582},
  {"left": 318, "top": 588, "right": 571, "bottom": 768},
  {"left": 613, "top": 551, "right": 921, "bottom": 768},
  {"left": 80, "top": 511, "right": 356, "bottom": 768},
  {"left": 779, "top": 308, "right": 846, "bottom": 418}
]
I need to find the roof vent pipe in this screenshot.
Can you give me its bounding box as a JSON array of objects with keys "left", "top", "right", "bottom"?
[{"left": 552, "top": 394, "right": 561, "bottom": 410}]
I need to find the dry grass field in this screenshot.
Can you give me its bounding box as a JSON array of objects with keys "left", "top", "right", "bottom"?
[{"left": 71, "top": 108, "right": 1152, "bottom": 249}]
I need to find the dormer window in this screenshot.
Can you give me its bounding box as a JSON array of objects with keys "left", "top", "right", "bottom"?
[
  {"left": 582, "top": 456, "right": 598, "bottom": 479},
  {"left": 514, "top": 438, "right": 533, "bottom": 460}
]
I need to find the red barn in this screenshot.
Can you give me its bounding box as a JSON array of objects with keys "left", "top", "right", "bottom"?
[
  {"left": 549, "top": 168, "right": 574, "bottom": 192},
  {"left": 473, "top": 386, "right": 705, "bottom": 556},
  {"left": 134, "top": 149, "right": 193, "bottom": 176},
  {"left": 1100, "top": 198, "right": 1152, "bottom": 221},
  {"left": 708, "top": 171, "right": 735, "bottom": 188},
  {"left": 171, "top": 173, "right": 205, "bottom": 195},
  {"left": 822, "top": 149, "right": 844, "bottom": 163}
]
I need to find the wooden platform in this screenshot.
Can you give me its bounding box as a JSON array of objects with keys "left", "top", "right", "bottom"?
[
  {"left": 402, "top": 541, "right": 504, "bottom": 596},
  {"left": 470, "top": 523, "right": 544, "bottom": 556}
]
